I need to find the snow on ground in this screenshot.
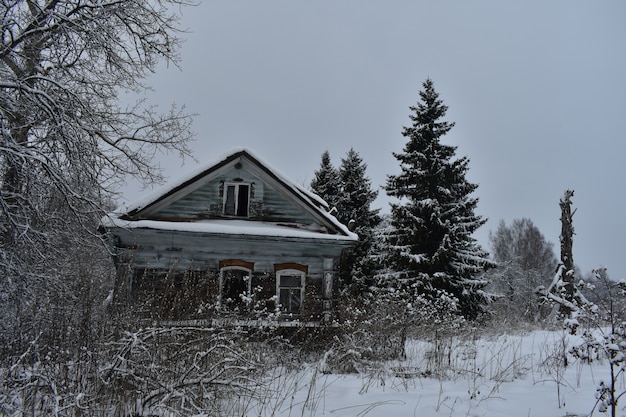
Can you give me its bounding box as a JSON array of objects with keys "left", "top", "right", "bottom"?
[{"left": 218, "top": 329, "right": 623, "bottom": 417}]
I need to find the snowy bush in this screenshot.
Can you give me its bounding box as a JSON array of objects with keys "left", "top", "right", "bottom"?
[
  {"left": 99, "top": 326, "right": 269, "bottom": 416},
  {"left": 565, "top": 269, "right": 626, "bottom": 416},
  {"left": 334, "top": 281, "right": 466, "bottom": 364}
]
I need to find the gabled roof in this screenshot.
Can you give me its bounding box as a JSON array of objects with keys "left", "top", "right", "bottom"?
[{"left": 104, "top": 148, "right": 357, "bottom": 241}]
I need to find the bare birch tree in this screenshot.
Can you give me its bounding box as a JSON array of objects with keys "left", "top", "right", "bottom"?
[{"left": 488, "top": 218, "right": 557, "bottom": 323}]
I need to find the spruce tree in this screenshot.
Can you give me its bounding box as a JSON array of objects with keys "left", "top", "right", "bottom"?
[
  {"left": 310, "top": 151, "right": 341, "bottom": 209},
  {"left": 384, "top": 78, "right": 494, "bottom": 319},
  {"left": 335, "top": 148, "right": 381, "bottom": 282}
]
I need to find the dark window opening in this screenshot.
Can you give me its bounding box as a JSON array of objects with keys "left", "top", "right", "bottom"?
[
  {"left": 223, "top": 183, "right": 250, "bottom": 217},
  {"left": 222, "top": 268, "right": 250, "bottom": 310}
]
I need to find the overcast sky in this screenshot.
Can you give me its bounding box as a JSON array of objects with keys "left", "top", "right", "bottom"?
[{"left": 124, "top": 1, "right": 626, "bottom": 279}]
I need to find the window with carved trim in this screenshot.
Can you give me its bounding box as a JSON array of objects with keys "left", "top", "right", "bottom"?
[
  {"left": 276, "top": 270, "right": 305, "bottom": 314},
  {"left": 223, "top": 183, "right": 250, "bottom": 217}
]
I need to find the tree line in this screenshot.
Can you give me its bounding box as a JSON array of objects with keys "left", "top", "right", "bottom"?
[
  {"left": 312, "top": 80, "right": 536, "bottom": 322},
  {"left": 310, "top": 79, "right": 618, "bottom": 340}
]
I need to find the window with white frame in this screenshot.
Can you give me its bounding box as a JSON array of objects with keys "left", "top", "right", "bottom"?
[
  {"left": 223, "top": 182, "right": 250, "bottom": 217},
  {"left": 276, "top": 270, "right": 305, "bottom": 314},
  {"left": 220, "top": 267, "right": 251, "bottom": 310}
]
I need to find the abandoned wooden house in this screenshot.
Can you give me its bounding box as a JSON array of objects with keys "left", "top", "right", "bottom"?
[{"left": 100, "top": 148, "right": 358, "bottom": 326}]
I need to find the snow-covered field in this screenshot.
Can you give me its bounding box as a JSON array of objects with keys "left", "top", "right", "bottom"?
[
  {"left": 4, "top": 327, "right": 621, "bottom": 416},
  {"left": 218, "top": 329, "right": 621, "bottom": 417}
]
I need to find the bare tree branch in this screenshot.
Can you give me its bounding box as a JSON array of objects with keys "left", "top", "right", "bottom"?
[{"left": 0, "top": 0, "right": 195, "bottom": 359}]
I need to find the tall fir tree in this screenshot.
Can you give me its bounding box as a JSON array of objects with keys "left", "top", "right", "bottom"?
[
  {"left": 310, "top": 151, "right": 341, "bottom": 209},
  {"left": 384, "top": 78, "right": 495, "bottom": 319},
  {"left": 335, "top": 148, "right": 381, "bottom": 283}
]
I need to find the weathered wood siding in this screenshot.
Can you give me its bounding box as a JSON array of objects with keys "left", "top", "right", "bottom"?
[
  {"left": 150, "top": 166, "right": 318, "bottom": 224},
  {"left": 109, "top": 227, "right": 346, "bottom": 322},
  {"left": 112, "top": 227, "right": 345, "bottom": 273}
]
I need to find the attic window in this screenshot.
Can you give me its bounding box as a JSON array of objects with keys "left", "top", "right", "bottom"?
[{"left": 223, "top": 182, "right": 250, "bottom": 217}]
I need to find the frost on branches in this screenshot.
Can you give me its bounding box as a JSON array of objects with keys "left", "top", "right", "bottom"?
[
  {"left": 487, "top": 218, "right": 558, "bottom": 323},
  {"left": 537, "top": 190, "right": 626, "bottom": 415},
  {"left": 1, "top": 1, "right": 194, "bottom": 360},
  {"left": 1, "top": 1, "right": 194, "bottom": 235},
  {"left": 568, "top": 268, "right": 626, "bottom": 416}
]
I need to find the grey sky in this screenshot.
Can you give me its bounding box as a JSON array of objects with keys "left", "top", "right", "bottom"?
[{"left": 125, "top": 1, "right": 626, "bottom": 279}]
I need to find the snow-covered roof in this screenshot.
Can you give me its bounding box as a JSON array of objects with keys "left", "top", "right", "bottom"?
[
  {"left": 123, "top": 147, "right": 329, "bottom": 213},
  {"left": 100, "top": 217, "right": 357, "bottom": 242},
  {"left": 121, "top": 147, "right": 252, "bottom": 214},
  {"left": 107, "top": 148, "right": 356, "bottom": 241}
]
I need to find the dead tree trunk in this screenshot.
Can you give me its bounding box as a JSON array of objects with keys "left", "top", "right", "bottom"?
[
  {"left": 538, "top": 190, "right": 595, "bottom": 333},
  {"left": 558, "top": 189, "right": 576, "bottom": 315}
]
